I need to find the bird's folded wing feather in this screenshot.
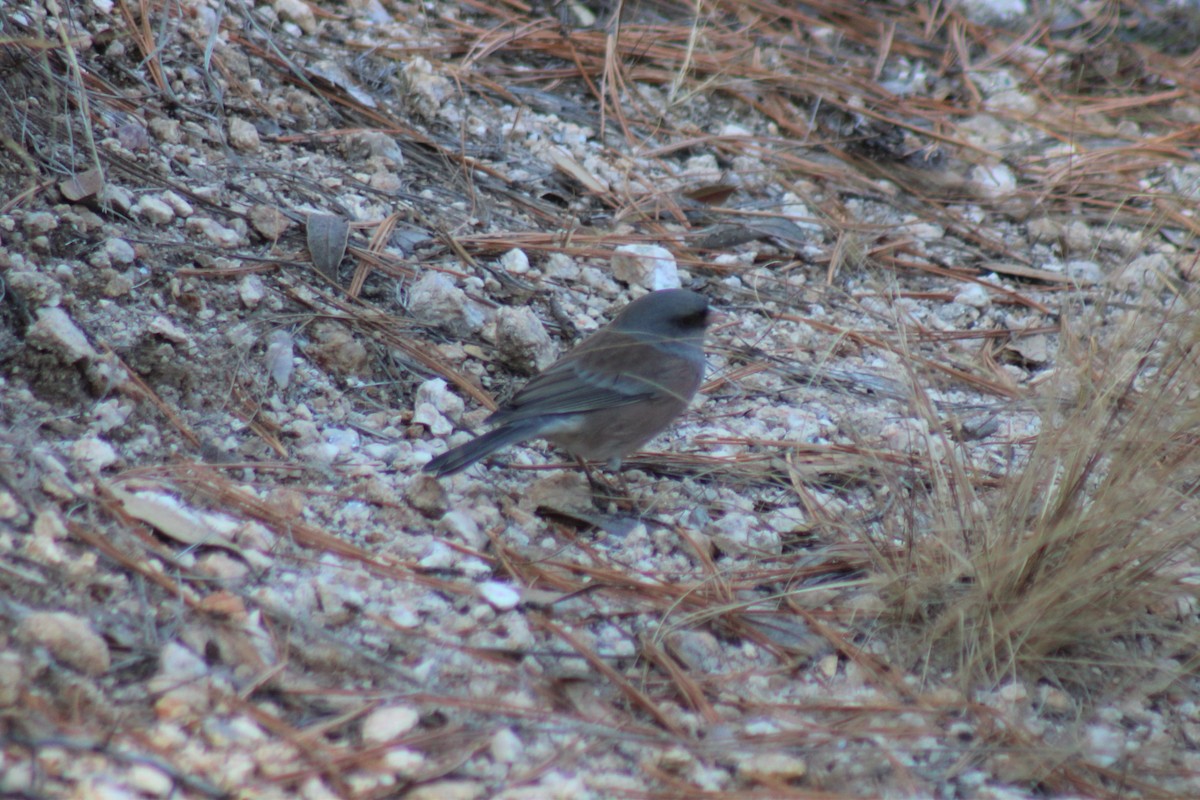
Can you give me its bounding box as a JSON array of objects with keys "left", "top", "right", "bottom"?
[{"left": 487, "top": 332, "right": 696, "bottom": 423}]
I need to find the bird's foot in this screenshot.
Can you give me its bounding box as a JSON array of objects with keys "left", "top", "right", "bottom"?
[{"left": 578, "top": 458, "right": 636, "bottom": 513}]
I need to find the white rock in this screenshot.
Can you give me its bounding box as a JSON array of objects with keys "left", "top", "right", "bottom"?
[
  {"left": 6, "top": 269, "right": 63, "bottom": 306},
  {"left": 362, "top": 704, "right": 420, "bottom": 744},
  {"left": 80, "top": 779, "right": 138, "bottom": 800},
  {"left": 126, "top": 764, "right": 173, "bottom": 796},
  {"left": 275, "top": 0, "right": 316, "bottom": 32},
  {"left": 215, "top": 716, "right": 268, "bottom": 744},
  {"left": 286, "top": 418, "right": 320, "bottom": 444},
  {"left": 490, "top": 727, "right": 523, "bottom": 764},
  {"left": 1039, "top": 684, "right": 1073, "bottom": 713},
  {"left": 100, "top": 183, "right": 135, "bottom": 213},
  {"left": 187, "top": 217, "right": 241, "bottom": 248},
  {"left": 1026, "top": 217, "right": 1061, "bottom": 241},
  {"left": 31, "top": 513, "right": 66, "bottom": 544},
  {"left": 92, "top": 399, "right": 132, "bottom": 433},
  {"left": 709, "top": 512, "right": 781, "bottom": 555},
  {"left": 408, "top": 272, "right": 490, "bottom": 335},
  {"left": 1085, "top": 722, "right": 1124, "bottom": 767},
  {"left": 954, "top": 282, "right": 991, "bottom": 307},
  {"left": 28, "top": 307, "right": 97, "bottom": 362},
  {"left": 984, "top": 87, "right": 1038, "bottom": 115},
  {"left": 1066, "top": 260, "right": 1102, "bottom": 284},
  {"left": 322, "top": 427, "right": 360, "bottom": 455},
  {"left": 682, "top": 153, "right": 721, "bottom": 182},
  {"left": 970, "top": 162, "right": 1016, "bottom": 196},
  {"left": 542, "top": 253, "right": 579, "bottom": 280},
  {"left": 238, "top": 274, "right": 266, "bottom": 307},
  {"left": 413, "top": 401, "right": 454, "bottom": 435},
  {"left": 149, "top": 117, "right": 182, "bottom": 144},
  {"left": 159, "top": 191, "right": 193, "bottom": 218},
  {"left": 224, "top": 321, "right": 257, "bottom": 352},
  {"left": 195, "top": 552, "right": 248, "bottom": 582},
  {"left": 228, "top": 117, "right": 260, "bottom": 151},
  {"left": 148, "top": 315, "right": 191, "bottom": 345},
  {"left": 882, "top": 418, "right": 935, "bottom": 455},
  {"left": 265, "top": 330, "right": 294, "bottom": 388},
  {"left": 418, "top": 540, "right": 456, "bottom": 569},
  {"left": 300, "top": 777, "right": 340, "bottom": 800},
  {"left": 401, "top": 56, "right": 453, "bottom": 114},
  {"left": 494, "top": 305, "right": 555, "bottom": 372},
  {"left": 17, "top": 611, "right": 110, "bottom": 675},
  {"left": 382, "top": 747, "right": 426, "bottom": 775},
  {"left": 479, "top": 581, "right": 521, "bottom": 610},
  {"left": 959, "top": 0, "right": 1026, "bottom": 23},
  {"left": 0, "top": 491, "right": 22, "bottom": 521},
  {"left": 103, "top": 237, "right": 137, "bottom": 265},
  {"left": 779, "top": 193, "right": 824, "bottom": 232},
  {"left": 390, "top": 605, "right": 420, "bottom": 628},
  {"left": 71, "top": 437, "right": 118, "bottom": 473},
  {"left": 738, "top": 751, "right": 808, "bottom": 782},
  {"left": 763, "top": 506, "right": 807, "bottom": 533},
  {"left": 406, "top": 781, "right": 485, "bottom": 800},
  {"left": 499, "top": 248, "right": 530, "bottom": 275},
  {"left": 353, "top": 0, "right": 391, "bottom": 24},
  {"left": 1063, "top": 221, "right": 1094, "bottom": 252},
  {"left": 667, "top": 629, "right": 721, "bottom": 671},
  {"left": 250, "top": 204, "right": 290, "bottom": 239},
  {"left": 997, "top": 681, "right": 1029, "bottom": 704},
  {"left": 22, "top": 211, "right": 57, "bottom": 234},
  {"left": 414, "top": 379, "right": 465, "bottom": 439},
  {"left": 415, "top": 378, "right": 465, "bottom": 424},
  {"left": 133, "top": 194, "right": 175, "bottom": 225},
  {"left": 611, "top": 244, "right": 680, "bottom": 290},
  {"left": 297, "top": 441, "right": 339, "bottom": 465},
  {"left": 1113, "top": 253, "right": 1168, "bottom": 289},
  {"left": 439, "top": 510, "right": 485, "bottom": 549},
  {"left": 362, "top": 443, "right": 400, "bottom": 462},
  {"left": 153, "top": 642, "right": 208, "bottom": 684},
  {"left": 1008, "top": 333, "right": 1050, "bottom": 364},
  {"left": 345, "top": 131, "right": 405, "bottom": 164}
]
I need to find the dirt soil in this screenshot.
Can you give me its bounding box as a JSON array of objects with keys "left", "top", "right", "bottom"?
[{"left": 2, "top": 0, "right": 1199, "bottom": 798}]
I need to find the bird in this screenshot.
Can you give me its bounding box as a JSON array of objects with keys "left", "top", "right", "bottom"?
[{"left": 423, "top": 288, "right": 712, "bottom": 478}]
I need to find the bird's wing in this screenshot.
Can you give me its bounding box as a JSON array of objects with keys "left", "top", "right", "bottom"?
[{"left": 488, "top": 331, "right": 696, "bottom": 423}]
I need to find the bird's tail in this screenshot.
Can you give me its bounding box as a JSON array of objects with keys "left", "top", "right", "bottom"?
[{"left": 422, "top": 423, "right": 539, "bottom": 477}]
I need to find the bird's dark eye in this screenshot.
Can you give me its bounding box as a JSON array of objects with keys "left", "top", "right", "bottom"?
[{"left": 679, "top": 308, "right": 711, "bottom": 327}]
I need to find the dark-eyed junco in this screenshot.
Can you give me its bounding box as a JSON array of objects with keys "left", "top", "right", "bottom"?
[{"left": 423, "top": 288, "right": 712, "bottom": 477}]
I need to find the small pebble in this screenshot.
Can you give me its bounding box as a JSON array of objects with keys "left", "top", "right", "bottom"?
[
  {"left": 228, "top": 117, "right": 260, "bottom": 151},
  {"left": 18, "top": 611, "right": 111, "bottom": 675},
  {"left": 408, "top": 272, "right": 491, "bottom": 336},
  {"left": 611, "top": 244, "right": 681, "bottom": 290},
  {"left": 479, "top": 581, "right": 521, "bottom": 610},
  {"left": 362, "top": 704, "right": 419, "bottom": 744},
  {"left": 133, "top": 194, "right": 175, "bottom": 225},
  {"left": 494, "top": 305, "right": 555, "bottom": 373},
  {"left": 28, "top": 307, "right": 98, "bottom": 363}
]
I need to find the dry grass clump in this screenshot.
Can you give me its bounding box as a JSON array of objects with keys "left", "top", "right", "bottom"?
[{"left": 877, "top": 284, "right": 1200, "bottom": 694}]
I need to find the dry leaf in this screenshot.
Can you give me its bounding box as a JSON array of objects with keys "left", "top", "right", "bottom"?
[
  {"left": 545, "top": 146, "right": 609, "bottom": 194},
  {"left": 307, "top": 213, "right": 350, "bottom": 278},
  {"left": 109, "top": 482, "right": 243, "bottom": 555},
  {"left": 59, "top": 168, "right": 105, "bottom": 202}
]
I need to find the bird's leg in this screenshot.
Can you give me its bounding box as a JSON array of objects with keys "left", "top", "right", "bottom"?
[
  {"left": 577, "top": 456, "right": 610, "bottom": 498},
  {"left": 577, "top": 457, "right": 635, "bottom": 512}
]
